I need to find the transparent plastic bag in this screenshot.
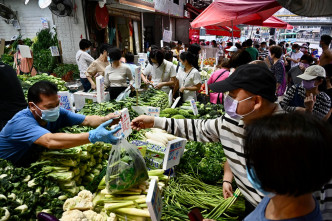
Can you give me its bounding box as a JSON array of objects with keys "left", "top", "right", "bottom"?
[
  {"left": 106, "top": 139, "right": 149, "bottom": 194},
  {"left": 116, "top": 87, "right": 131, "bottom": 102}
]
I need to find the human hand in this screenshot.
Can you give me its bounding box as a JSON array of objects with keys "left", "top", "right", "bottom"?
[
  {"left": 154, "top": 83, "right": 163, "bottom": 90},
  {"left": 89, "top": 119, "right": 123, "bottom": 144},
  {"left": 105, "top": 113, "right": 121, "bottom": 125},
  {"left": 91, "top": 82, "right": 96, "bottom": 90},
  {"left": 179, "top": 87, "right": 186, "bottom": 93},
  {"left": 304, "top": 93, "right": 316, "bottom": 112},
  {"left": 131, "top": 115, "right": 155, "bottom": 131},
  {"left": 295, "top": 107, "right": 306, "bottom": 112},
  {"left": 223, "top": 181, "right": 233, "bottom": 199}
]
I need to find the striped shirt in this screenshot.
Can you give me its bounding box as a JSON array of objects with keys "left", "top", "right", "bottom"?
[
  {"left": 314, "top": 180, "right": 332, "bottom": 221},
  {"left": 258, "top": 49, "right": 269, "bottom": 60},
  {"left": 280, "top": 85, "right": 331, "bottom": 120},
  {"left": 154, "top": 104, "right": 285, "bottom": 206}
]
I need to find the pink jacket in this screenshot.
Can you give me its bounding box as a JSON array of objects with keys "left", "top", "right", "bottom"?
[{"left": 207, "top": 68, "right": 230, "bottom": 104}]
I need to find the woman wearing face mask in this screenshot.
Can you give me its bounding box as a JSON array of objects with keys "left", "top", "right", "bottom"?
[
  {"left": 280, "top": 65, "right": 331, "bottom": 120},
  {"left": 268, "top": 46, "right": 286, "bottom": 97},
  {"left": 86, "top": 43, "right": 111, "bottom": 90},
  {"left": 244, "top": 113, "right": 332, "bottom": 221},
  {"left": 288, "top": 54, "right": 313, "bottom": 86},
  {"left": 104, "top": 48, "right": 134, "bottom": 100},
  {"left": 141, "top": 49, "right": 176, "bottom": 93},
  {"left": 176, "top": 51, "right": 202, "bottom": 102}
]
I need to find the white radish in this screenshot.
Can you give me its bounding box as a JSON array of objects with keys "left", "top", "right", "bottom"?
[
  {"left": 162, "top": 133, "right": 178, "bottom": 141},
  {"left": 146, "top": 139, "right": 165, "bottom": 147},
  {"left": 145, "top": 132, "right": 168, "bottom": 145}
]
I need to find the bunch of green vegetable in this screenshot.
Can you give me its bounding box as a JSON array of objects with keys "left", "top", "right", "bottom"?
[
  {"left": 0, "top": 54, "right": 14, "bottom": 67},
  {"left": 162, "top": 173, "right": 245, "bottom": 221},
  {"left": 53, "top": 63, "right": 80, "bottom": 79},
  {"left": 0, "top": 159, "right": 69, "bottom": 220},
  {"left": 177, "top": 141, "right": 227, "bottom": 184}
]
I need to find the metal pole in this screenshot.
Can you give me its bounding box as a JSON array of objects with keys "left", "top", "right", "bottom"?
[{"left": 231, "top": 20, "right": 234, "bottom": 43}]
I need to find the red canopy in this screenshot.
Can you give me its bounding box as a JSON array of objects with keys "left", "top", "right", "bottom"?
[
  {"left": 204, "top": 25, "right": 241, "bottom": 37},
  {"left": 245, "top": 16, "right": 293, "bottom": 29},
  {"left": 191, "top": 0, "right": 282, "bottom": 28}
]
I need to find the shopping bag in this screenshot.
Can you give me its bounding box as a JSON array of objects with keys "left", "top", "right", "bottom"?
[
  {"left": 106, "top": 139, "right": 149, "bottom": 194},
  {"left": 115, "top": 86, "right": 131, "bottom": 102}
]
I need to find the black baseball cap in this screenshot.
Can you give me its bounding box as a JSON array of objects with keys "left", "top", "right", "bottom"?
[{"left": 209, "top": 64, "right": 277, "bottom": 102}]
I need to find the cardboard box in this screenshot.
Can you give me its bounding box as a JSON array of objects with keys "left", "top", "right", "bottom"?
[{"left": 73, "top": 91, "right": 110, "bottom": 110}]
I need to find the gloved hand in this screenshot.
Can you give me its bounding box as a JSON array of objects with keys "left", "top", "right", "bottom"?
[{"left": 89, "top": 119, "right": 123, "bottom": 144}]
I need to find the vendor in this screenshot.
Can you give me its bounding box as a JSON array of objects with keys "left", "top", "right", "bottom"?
[
  {"left": 0, "top": 81, "right": 121, "bottom": 167},
  {"left": 86, "top": 43, "right": 111, "bottom": 90},
  {"left": 141, "top": 49, "right": 176, "bottom": 94},
  {"left": 177, "top": 51, "right": 202, "bottom": 102},
  {"left": 104, "top": 48, "right": 134, "bottom": 100}
]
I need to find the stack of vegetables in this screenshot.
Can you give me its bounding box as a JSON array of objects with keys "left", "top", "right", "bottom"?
[
  {"left": 162, "top": 174, "right": 245, "bottom": 220},
  {"left": 34, "top": 142, "right": 112, "bottom": 195},
  {"left": 0, "top": 159, "right": 69, "bottom": 220},
  {"left": 159, "top": 102, "right": 224, "bottom": 120}
]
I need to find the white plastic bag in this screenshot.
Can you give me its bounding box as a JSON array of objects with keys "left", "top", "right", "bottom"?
[{"left": 115, "top": 87, "right": 131, "bottom": 102}]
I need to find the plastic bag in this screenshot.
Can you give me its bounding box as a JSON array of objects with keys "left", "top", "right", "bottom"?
[
  {"left": 116, "top": 87, "right": 131, "bottom": 102},
  {"left": 106, "top": 139, "right": 149, "bottom": 194}
]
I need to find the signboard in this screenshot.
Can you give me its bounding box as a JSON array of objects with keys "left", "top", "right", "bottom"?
[
  {"left": 190, "top": 99, "right": 199, "bottom": 116},
  {"left": 162, "top": 30, "right": 172, "bottom": 43},
  {"left": 135, "top": 66, "right": 141, "bottom": 89},
  {"left": 41, "top": 18, "right": 49, "bottom": 29},
  {"left": 205, "top": 80, "right": 208, "bottom": 95},
  {"left": 115, "top": 108, "right": 132, "bottom": 139},
  {"left": 171, "top": 97, "right": 181, "bottom": 108},
  {"left": 163, "top": 139, "right": 187, "bottom": 170},
  {"left": 96, "top": 76, "right": 105, "bottom": 103},
  {"left": 50, "top": 46, "right": 60, "bottom": 56},
  {"left": 18, "top": 45, "right": 32, "bottom": 58},
  {"left": 146, "top": 179, "right": 162, "bottom": 221},
  {"left": 168, "top": 90, "right": 173, "bottom": 107},
  {"left": 119, "top": 0, "right": 155, "bottom": 12},
  {"left": 147, "top": 107, "right": 160, "bottom": 117},
  {"left": 58, "top": 91, "right": 73, "bottom": 112}
]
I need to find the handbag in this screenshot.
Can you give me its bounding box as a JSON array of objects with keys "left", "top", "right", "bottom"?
[{"left": 213, "top": 70, "right": 228, "bottom": 104}]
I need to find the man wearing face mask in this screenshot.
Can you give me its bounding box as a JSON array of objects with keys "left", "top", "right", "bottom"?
[
  {"left": 76, "top": 39, "right": 94, "bottom": 92},
  {"left": 288, "top": 54, "right": 313, "bottom": 86},
  {"left": 0, "top": 81, "right": 122, "bottom": 167},
  {"left": 280, "top": 65, "right": 331, "bottom": 120},
  {"left": 285, "top": 44, "right": 303, "bottom": 68},
  {"left": 131, "top": 64, "right": 286, "bottom": 212}
]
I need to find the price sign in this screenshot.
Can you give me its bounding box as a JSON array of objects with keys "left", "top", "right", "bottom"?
[
  {"left": 58, "top": 91, "right": 73, "bottom": 112},
  {"left": 115, "top": 108, "right": 132, "bottom": 138},
  {"left": 205, "top": 80, "right": 209, "bottom": 95},
  {"left": 163, "top": 138, "right": 187, "bottom": 170},
  {"left": 147, "top": 179, "right": 163, "bottom": 221},
  {"left": 135, "top": 66, "right": 141, "bottom": 89},
  {"left": 96, "top": 76, "right": 105, "bottom": 103},
  {"left": 190, "top": 99, "right": 199, "bottom": 116},
  {"left": 168, "top": 90, "right": 173, "bottom": 107},
  {"left": 147, "top": 107, "right": 160, "bottom": 117}
]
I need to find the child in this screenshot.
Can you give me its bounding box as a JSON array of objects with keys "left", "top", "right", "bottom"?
[{"left": 244, "top": 113, "right": 332, "bottom": 220}]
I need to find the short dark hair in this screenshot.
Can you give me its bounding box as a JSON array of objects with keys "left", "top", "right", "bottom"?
[
  {"left": 246, "top": 39, "right": 253, "bottom": 47},
  {"left": 227, "top": 42, "right": 233, "bottom": 47},
  {"left": 321, "top": 35, "right": 332, "bottom": 46},
  {"left": 164, "top": 50, "right": 173, "bottom": 62},
  {"left": 99, "top": 43, "right": 111, "bottom": 55},
  {"left": 245, "top": 113, "right": 332, "bottom": 197},
  {"left": 300, "top": 54, "right": 313, "bottom": 64},
  {"left": 109, "top": 47, "right": 122, "bottom": 61},
  {"left": 292, "top": 44, "right": 300, "bottom": 50},
  {"left": 229, "top": 50, "right": 252, "bottom": 68},
  {"left": 79, "top": 39, "right": 92, "bottom": 50},
  {"left": 177, "top": 40, "right": 182, "bottom": 45},
  {"left": 260, "top": 42, "right": 267, "bottom": 46},
  {"left": 269, "top": 46, "right": 283, "bottom": 59},
  {"left": 269, "top": 39, "right": 276, "bottom": 46},
  {"left": 235, "top": 42, "right": 242, "bottom": 49},
  {"left": 188, "top": 43, "right": 201, "bottom": 56},
  {"left": 241, "top": 41, "right": 247, "bottom": 48},
  {"left": 285, "top": 43, "right": 289, "bottom": 47},
  {"left": 28, "top": 80, "right": 58, "bottom": 104},
  {"left": 180, "top": 51, "right": 200, "bottom": 71},
  {"left": 150, "top": 45, "right": 159, "bottom": 51},
  {"left": 149, "top": 49, "right": 164, "bottom": 67},
  {"left": 125, "top": 52, "right": 134, "bottom": 63}
]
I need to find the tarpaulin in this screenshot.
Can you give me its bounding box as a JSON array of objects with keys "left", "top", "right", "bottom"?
[{"left": 245, "top": 16, "right": 293, "bottom": 29}]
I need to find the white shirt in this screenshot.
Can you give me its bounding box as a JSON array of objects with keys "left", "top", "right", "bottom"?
[
  {"left": 143, "top": 60, "right": 176, "bottom": 93},
  {"left": 290, "top": 51, "right": 303, "bottom": 68},
  {"left": 104, "top": 64, "right": 134, "bottom": 87},
  {"left": 76, "top": 50, "right": 94, "bottom": 78},
  {"left": 177, "top": 67, "right": 201, "bottom": 102}
]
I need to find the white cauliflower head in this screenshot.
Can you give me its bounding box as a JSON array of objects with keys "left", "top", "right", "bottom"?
[
  {"left": 78, "top": 190, "right": 93, "bottom": 202},
  {"left": 60, "top": 210, "right": 88, "bottom": 221},
  {"left": 82, "top": 210, "right": 97, "bottom": 221}
]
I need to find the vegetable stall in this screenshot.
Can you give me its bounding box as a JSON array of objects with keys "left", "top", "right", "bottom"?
[{"left": 0, "top": 74, "right": 246, "bottom": 221}]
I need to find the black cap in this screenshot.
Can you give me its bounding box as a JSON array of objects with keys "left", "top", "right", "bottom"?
[{"left": 209, "top": 64, "right": 277, "bottom": 102}]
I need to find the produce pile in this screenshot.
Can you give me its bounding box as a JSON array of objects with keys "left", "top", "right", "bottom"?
[
  {"left": 34, "top": 142, "right": 112, "bottom": 195},
  {"left": 160, "top": 101, "right": 224, "bottom": 120}
]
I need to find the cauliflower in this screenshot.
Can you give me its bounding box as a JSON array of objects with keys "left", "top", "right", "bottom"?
[
  {"left": 82, "top": 210, "right": 97, "bottom": 221},
  {"left": 107, "top": 213, "right": 117, "bottom": 221},
  {"left": 78, "top": 190, "right": 93, "bottom": 202},
  {"left": 94, "top": 214, "right": 104, "bottom": 221},
  {"left": 61, "top": 210, "right": 88, "bottom": 221},
  {"left": 63, "top": 196, "right": 93, "bottom": 211}
]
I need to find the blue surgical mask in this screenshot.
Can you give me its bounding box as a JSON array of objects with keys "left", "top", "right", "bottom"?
[
  {"left": 33, "top": 103, "right": 60, "bottom": 122},
  {"left": 86, "top": 49, "right": 91, "bottom": 54},
  {"left": 246, "top": 166, "right": 276, "bottom": 198},
  {"left": 302, "top": 79, "right": 316, "bottom": 90},
  {"left": 179, "top": 62, "right": 185, "bottom": 69},
  {"left": 108, "top": 57, "right": 112, "bottom": 63},
  {"left": 147, "top": 51, "right": 150, "bottom": 58},
  {"left": 224, "top": 95, "right": 254, "bottom": 120},
  {"left": 292, "top": 49, "right": 296, "bottom": 53}
]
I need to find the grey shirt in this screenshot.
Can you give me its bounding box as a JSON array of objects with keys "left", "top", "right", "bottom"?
[{"left": 104, "top": 64, "right": 134, "bottom": 87}]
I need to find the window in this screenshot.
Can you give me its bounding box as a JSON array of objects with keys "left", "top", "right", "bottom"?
[{"left": 173, "top": 0, "right": 179, "bottom": 5}]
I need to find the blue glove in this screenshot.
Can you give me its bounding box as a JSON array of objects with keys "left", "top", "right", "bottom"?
[{"left": 89, "top": 119, "right": 123, "bottom": 144}]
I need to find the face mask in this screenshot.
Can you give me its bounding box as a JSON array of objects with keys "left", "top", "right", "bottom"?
[
  {"left": 108, "top": 57, "right": 112, "bottom": 63},
  {"left": 224, "top": 95, "right": 254, "bottom": 120},
  {"left": 292, "top": 49, "right": 296, "bottom": 53},
  {"left": 246, "top": 166, "right": 276, "bottom": 198},
  {"left": 33, "top": 103, "right": 60, "bottom": 122},
  {"left": 86, "top": 49, "right": 91, "bottom": 54},
  {"left": 302, "top": 79, "right": 316, "bottom": 90},
  {"left": 147, "top": 51, "right": 150, "bottom": 58},
  {"left": 179, "top": 62, "right": 185, "bottom": 69},
  {"left": 319, "top": 43, "right": 322, "bottom": 48},
  {"left": 299, "top": 62, "right": 310, "bottom": 70}
]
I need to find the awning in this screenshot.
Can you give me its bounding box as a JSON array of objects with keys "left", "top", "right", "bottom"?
[
  {"left": 203, "top": 26, "right": 241, "bottom": 37},
  {"left": 276, "top": 0, "right": 332, "bottom": 17},
  {"left": 191, "top": 0, "right": 282, "bottom": 28},
  {"left": 245, "top": 16, "right": 293, "bottom": 29}
]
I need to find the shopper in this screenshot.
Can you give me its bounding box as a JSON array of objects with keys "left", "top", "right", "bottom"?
[
  {"left": 280, "top": 65, "right": 331, "bottom": 120},
  {"left": 86, "top": 43, "right": 111, "bottom": 90},
  {"left": 132, "top": 64, "right": 286, "bottom": 210},
  {"left": 245, "top": 39, "right": 259, "bottom": 61},
  {"left": 76, "top": 39, "right": 94, "bottom": 92},
  {"left": 258, "top": 42, "right": 268, "bottom": 61},
  {"left": 285, "top": 43, "right": 292, "bottom": 53},
  {"left": 141, "top": 49, "right": 176, "bottom": 94},
  {"left": 268, "top": 46, "right": 286, "bottom": 96},
  {"left": 323, "top": 64, "right": 332, "bottom": 123},
  {"left": 285, "top": 44, "right": 303, "bottom": 68},
  {"left": 104, "top": 48, "right": 134, "bottom": 100},
  {"left": 228, "top": 50, "right": 252, "bottom": 70},
  {"left": 124, "top": 52, "right": 138, "bottom": 81},
  {"left": 0, "top": 81, "right": 121, "bottom": 167},
  {"left": 288, "top": 54, "right": 313, "bottom": 86},
  {"left": 207, "top": 60, "right": 230, "bottom": 104},
  {"left": 225, "top": 46, "right": 238, "bottom": 58},
  {"left": 176, "top": 51, "right": 201, "bottom": 102},
  {"left": 0, "top": 62, "right": 27, "bottom": 131},
  {"left": 244, "top": 113, "right": 332, "bottom": 221},
  {"left": 319, "top": 35, "right": 332, "bottom": 66}
]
